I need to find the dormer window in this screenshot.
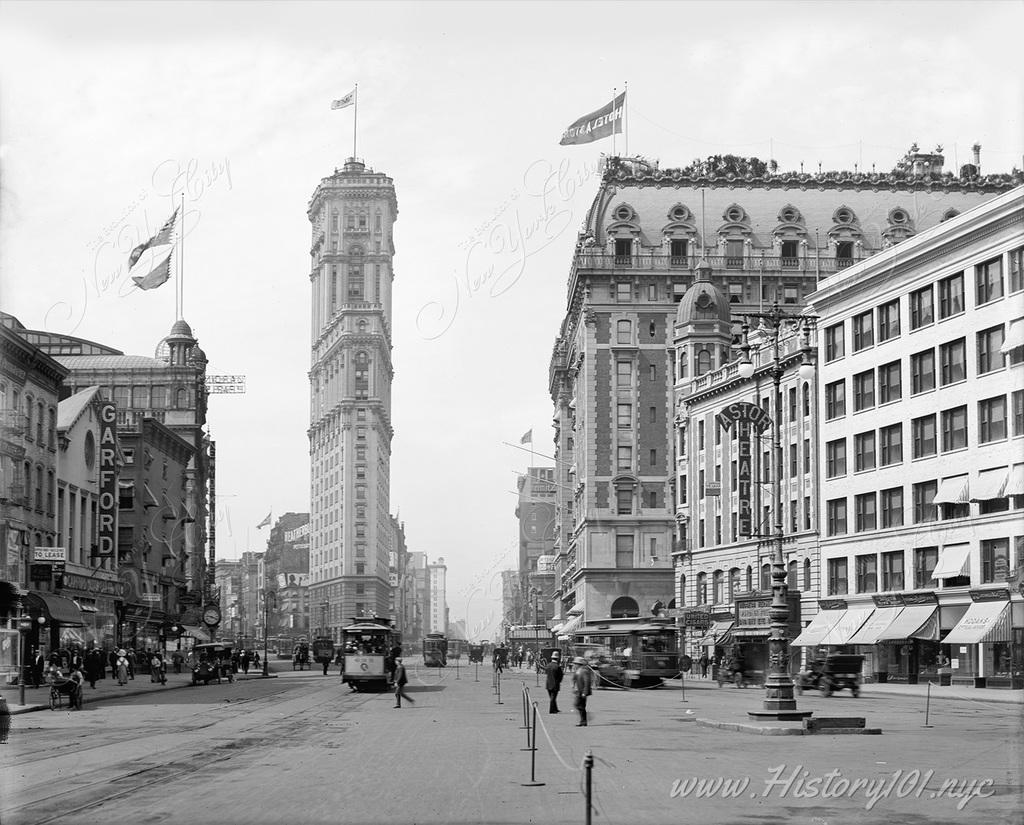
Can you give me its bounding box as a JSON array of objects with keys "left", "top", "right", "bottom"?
[
  {"left": 780, "top": 240, "right": 800, "bottom": 268},
  {"left": 613, "top": 204, "right": 635, "bottom": 221},
  {"left": 778, "top": 205, "right": 801, "bottom": 224},
  {"left": 889, "top": 208, "right": 909, "bottom": 225},
  {"left": 669, "top": 238, "right": 688, "bottom": 264}
]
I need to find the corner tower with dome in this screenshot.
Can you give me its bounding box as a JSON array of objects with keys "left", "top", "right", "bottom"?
[{"left": 306, "top": 158, "right": 398, "bottom": 634}]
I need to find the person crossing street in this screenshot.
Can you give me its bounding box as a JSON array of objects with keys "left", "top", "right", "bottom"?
[{"left": 393, "top": 657, "right": 415, "bottom": 708}]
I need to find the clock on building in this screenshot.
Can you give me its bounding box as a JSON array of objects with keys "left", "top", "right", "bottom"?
[{"left": 202, "top": 606, "right": 221, "bottom": 626}]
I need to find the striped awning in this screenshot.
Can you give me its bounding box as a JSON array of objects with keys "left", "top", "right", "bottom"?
[
  {"left": 180, "top": 625, "right": 212, "bottom": 643},
  {"left": 557, "top": 615, "right": 583, "bottom": 639},
  {"left": 943, "top": 601, "right": 1012, "bottom": 645},
  {"left": 819, "top": 607, "right": 875, "bottom": 646},
  {"left": 25, "top": 590, "right": 86, "bottom": 627},
  {"left": 696, "top": 620, "right": 734, "bottom": 647},
  {"left": 847, "top": 607, "right": 902, "bottom": 645},
  {"left": 933, "top": 475, "right": 969, "bottom": 505},
  {"left": 791, "top": 610, "right": 844, "bottom": 646},
  {"left": 932, "top": 544, "right": 971, "bottom": 579},
  {"left": 876, "top": 605, "right": 939, "bottom": 641},
  {"left": 999, "top": 318, "right": 1024, "bottom": 354}
]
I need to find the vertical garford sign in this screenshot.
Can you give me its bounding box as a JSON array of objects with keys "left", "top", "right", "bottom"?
[
  {"left": 97, "top": 401, "right": 117, "bottom": 556},
  {"left": 715, "top": 402, "right": 771, "bottom": 539}
]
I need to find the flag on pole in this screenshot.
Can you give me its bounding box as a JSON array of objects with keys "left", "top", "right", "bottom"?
[
  {"left": 520, "top": 429, "right": 533, "bottom": 445},
  {"left": 559, "top": 92, "right": 626, "bottom": 146},
  {"left": 128, "top": 208, "right": 179, "bottom": 268},
  {"left": 257, "top": 512, "right": 272, "bottom": 529},
  {"left": 331, "top": 89, "right": 356, "bottom": 110},
  {"left": 130, "top": 245, "right": 175, "bottom": 291}
]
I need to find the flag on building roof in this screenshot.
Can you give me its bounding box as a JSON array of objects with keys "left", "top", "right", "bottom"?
[
  {"left": 130, "top": 245, "right": 175, "bottom": 291},
  {"left": 331, "top": 89, "right": 356, "bottom": 110},
  {"left": 520, "top": 429, "right": 533, "bottom": 445},
  {"left": 257, "top": 511, "right": 272, "bottom": 529},
  {"left": 128, "top": 208, "right": 179, "bottom": 268},
  {"left": 559, "top": 91, "right": 625, "bottom": 146}
]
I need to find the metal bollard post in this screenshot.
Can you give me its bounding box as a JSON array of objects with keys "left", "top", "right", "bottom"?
[
  {"left": 475, "top": 661, "right": 479, "bottom": 682},
  {"left": 521, "top": 701, "right": 545, "bottom": 786},
  {"left": 520, "top": 686, "right": 530, "bottom": 729},
  {"left": 680, "top": 670, "right": 687, "bottom": 703},
  {"left": 584, "top": 751, "right": 594, "bottom": 825},
  {"left": 496, "top": 670, "right": 502, "bottom": 705},
  {"left": 456, "top": 657, "right": 460, "bottom": 680},
  {"left": 923, "top": 681, "right": 933, "bottom": 728}
]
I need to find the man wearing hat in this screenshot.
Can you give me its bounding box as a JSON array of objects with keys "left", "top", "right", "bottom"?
[
  {"left": 545, "top": 651, "right": 564, "bottom": 714},
  {"left": 571, "top": 657, "right": 593, "bottom": 726}
]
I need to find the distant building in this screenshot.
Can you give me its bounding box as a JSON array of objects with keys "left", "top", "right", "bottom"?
[
  {"left": 428, "top": 557, "right": 447, "bottom": 635},
  {"left": 215, "top": 559, "right": 242, "bottom": 639}
]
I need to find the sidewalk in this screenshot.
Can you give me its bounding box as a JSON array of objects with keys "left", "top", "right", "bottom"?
[{"left": 1, "top": 667, "right": 277, "bottom": 715}]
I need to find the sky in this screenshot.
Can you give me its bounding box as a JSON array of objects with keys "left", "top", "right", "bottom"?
[{"left": 1, "top": 0, "right": 1022, "bottom": 641}]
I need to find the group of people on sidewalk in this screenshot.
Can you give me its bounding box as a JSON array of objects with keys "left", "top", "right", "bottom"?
[{"left": 544, "top": 651, "right": 593, "bottom": 726}]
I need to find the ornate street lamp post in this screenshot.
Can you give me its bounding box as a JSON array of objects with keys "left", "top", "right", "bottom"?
[{"left": 736, "top": 303, "right": 816, "bottom": 721}]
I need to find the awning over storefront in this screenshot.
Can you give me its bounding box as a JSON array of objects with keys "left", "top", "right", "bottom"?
[
  {"left": 791, "top": 610, "right": 844, "bottom": 646},
  {"left": 876, "top": 605, "right": 939, "bottom": 641},
  {"left": 942, "top": 601, "right": 1012, "bottom": 645},
  {"left": 933, "top": 475, "right": 969, "bottom": 504},
  {"left": 931, "top": 544, "right": 971, "bottom": 579},
  {"left": 819, "top": 607, "right": 875, "bottom": 646},
  {"left": 970, "top": 468, "right": 1008, "bottom": 502},
  {"left": 696, "top": 620, "right": 734, "bottom": 647},
  {"left": 180, "top": 625, "right": 212, "bottom": 642},
  {"left": 557, "top": 615, "right": 582, "bottom": 639},
  {"left": 25, "top": 591, "right": 86, "bottom": 626},
  {"left": 847, "top": 607, "right": 904, "bottom": 645}
]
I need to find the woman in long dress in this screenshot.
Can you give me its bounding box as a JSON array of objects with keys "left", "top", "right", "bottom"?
[{"left": 115, "top": 650, "right": 130, "bottom": 686}]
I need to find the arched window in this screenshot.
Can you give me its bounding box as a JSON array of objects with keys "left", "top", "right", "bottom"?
[
  {"left": 788, "top": 560, "right": 798, "bottom": 590},
  {"left": 760, "top": 563, "right": 771, "bottom": 591},
  {"left": 610, "top": 596, "right": 639, "bottom": 618},
  {"left": 728, "top": 567, "right": 740, "bottom": 602},
  {"left": 176, "top": 388, "right": 188, "bottom": 408},
  {"left": 696, "top": 349, "right": 712, "bottom": 376},
  {"left": 803, "top": 558, "right": 812, "bottom": 591},
  {"left": 712, "top": 570, "right": 724, "bottom": 603},
  {"left": 697, "top": 572, "right": 708, "bottom": 605}
]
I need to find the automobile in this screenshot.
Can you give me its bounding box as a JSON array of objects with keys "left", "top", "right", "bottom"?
[{"left": 190, "top": 643, "right": 235, "bottom": 685}]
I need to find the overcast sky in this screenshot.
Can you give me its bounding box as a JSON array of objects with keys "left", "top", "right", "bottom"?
[{"left": 1, "top": 0, "right": 1021, "bottom": 641}]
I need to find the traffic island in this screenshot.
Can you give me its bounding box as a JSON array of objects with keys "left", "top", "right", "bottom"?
[{"left": 696, "top": 715, "right": 882, "bottom": 736}]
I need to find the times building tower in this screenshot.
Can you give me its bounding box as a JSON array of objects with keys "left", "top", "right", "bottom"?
[{"left": 307, "top": 158, "right": 397, "bottom": 636}]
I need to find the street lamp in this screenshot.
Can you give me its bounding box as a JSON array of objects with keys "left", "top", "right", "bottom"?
[
  {"left": 261, "top": 589, "right": 277, "bottom": 677},
  {"left": 735, "top": 303, "right": 816, "bottom": 721}
]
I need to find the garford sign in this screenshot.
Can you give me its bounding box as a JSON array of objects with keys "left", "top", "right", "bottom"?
[
  {"left": 96, "top": 402, "right": 117, "bottom": 557},
  {"left": 283, "top": 523, "right": 310, "bottom": 542}
]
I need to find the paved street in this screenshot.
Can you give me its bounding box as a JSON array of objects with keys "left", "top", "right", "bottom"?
[{"left": 2, "top": 662, "right": 1021, "bottom": 825}]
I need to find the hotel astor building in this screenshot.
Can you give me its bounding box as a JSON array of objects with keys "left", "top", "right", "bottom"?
[{"left": 808, "top": 186, "right": 1023, "bottom": 689}]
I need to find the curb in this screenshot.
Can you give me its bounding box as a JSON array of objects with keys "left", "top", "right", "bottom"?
[{"left": 696, "top": 718, "right": 883, "bottom": 736}]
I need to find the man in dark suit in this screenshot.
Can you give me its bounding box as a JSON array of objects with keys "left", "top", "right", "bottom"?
[
  {"left": 31, "top": 649, "right": 45, "bottom": 688},
  {"left": 545, "top": 651, "right": 564, "bottom": 713}
]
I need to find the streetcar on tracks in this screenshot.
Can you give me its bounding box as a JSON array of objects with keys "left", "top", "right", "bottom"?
[
  {"left": 422, "top": 633, "right": 448, "bottom": 667},
  {"left": 341, "top": 618, "right": 396, "bottom": 691},
  {"left": 571, "top": 616, "right": 679, "bottom": 688},
  {"left": 448, "top": 639, "right": 467, "bottom": 661}
]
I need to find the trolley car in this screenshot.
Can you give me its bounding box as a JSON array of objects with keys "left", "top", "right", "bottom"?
[
  {"left": 572, "top": 617, "right": 679, "bottom": 688},
  {"left": 448, "top": 639, "right": 467, "bottom": 661},
  {"left": 422, "top": 633, "right": 448, "bottom": 667},
  {"left": 341, "top": 618, "right": 396, "bottom": 692}
]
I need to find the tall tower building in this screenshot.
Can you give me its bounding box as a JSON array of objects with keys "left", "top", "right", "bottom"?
[{"left": 307, "top": 158, "right": 398, "bottom": 637}]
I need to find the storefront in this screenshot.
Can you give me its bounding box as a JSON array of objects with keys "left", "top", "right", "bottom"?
[
  {"left": 943, "top": 589, "right": 1021, "bottom": 689},
  {"left": 23, "top": 590, "right": 86, "bottom": 657},
  {"left": 731, "top": 592, "right": 802, "bottom": 682},
  {"left": 56, "top": 568, "right": 123, "bottom": 653},
  {"left": 873, "top": 594, "right": 940, "bottom": 684}
]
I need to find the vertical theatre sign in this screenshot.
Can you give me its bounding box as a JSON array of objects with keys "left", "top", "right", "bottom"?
[
  {"left": 715, "top": 402, "right": 770, "bottom": 538},
  {"left": 97, "top": 401, "right": 117, "bottom": 556}
]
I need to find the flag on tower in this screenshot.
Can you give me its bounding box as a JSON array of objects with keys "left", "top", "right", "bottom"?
[
  {"left": 331, "top": 89, "right": 356, "bottom": 110},
  {"left": 129, "top": 246, "right": 175, "bottom": 291},
  {"left": 520, "top": 429, "right": 533, "bottom": 445},
  {"left": 128, "top": 208, "right": 179, "bottom": 268},
  {"left": 257, "top": 512, "right": 272, "bottom": 529},
  {"left": 559, "top": 91, "right": 625, "bottom": 146}
]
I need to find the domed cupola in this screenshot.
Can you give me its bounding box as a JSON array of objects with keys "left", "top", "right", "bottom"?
[
  {"left": 673, "top": 260, "right": 734, "bottom": 381},
  {"left": 165, "top": 318, "right": 197, "bottom": 367}
]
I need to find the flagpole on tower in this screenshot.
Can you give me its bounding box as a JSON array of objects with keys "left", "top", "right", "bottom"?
[
  {"left": 611, "top": 87, "right": 617, "bottom": 158},
  {"left": 178, "top": 192, "right": 185, "bottom": 320},
  {"left": 623, "top": 81, "right": 629, "bottom": 157},
  {"left": 352, "top": 83, "right": 358, "bottom": 159}
]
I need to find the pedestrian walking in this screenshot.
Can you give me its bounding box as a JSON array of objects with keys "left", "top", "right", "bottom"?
[
  {"left": 69, "top": 664, "right": 85, "bottom": 710},
  {"left": 698, "top": 652, "right": 709, "bottom": 678},
  {"left": 31, "top": 649, "right": 45, "bottom": 688},
  {"left": 85, "top": 648, "right": 102, "bottom": 688},
  {"left": 252, "top": 650, "right": 260, "bottom": 668},
  {"left": 393, "top": 657, "right": 415, "bottom": 708},
  {"left": 126, "top": 649, "right": 136, "bottom": 680},
  {"left": 241, "top": 649, "right": 250, "bottom": 675},
  {"left": 172, "top": 652, "right": 182, "bottom": 674},
  {"left": 115, "top": 650, "right": 130, "bottom": 686},
  {"left": 571, "top": 656, "right": 593, "bottom": 727},
  {"left": 108, "top": 649, "right": 117, "bottom": 681},
  {"left": 545, "top": 651, "right": 564, "bottom": 713}
]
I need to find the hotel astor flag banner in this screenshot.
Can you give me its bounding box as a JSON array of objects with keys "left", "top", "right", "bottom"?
[{"left": 559, "top": 91, "right": 625, "bottom": 146}]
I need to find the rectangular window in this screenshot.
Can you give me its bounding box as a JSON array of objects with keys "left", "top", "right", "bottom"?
[
  {"left": 789, "top": 443, "right": 797, "bottom": 478},
  {"left": 616, "top": 282, "right": 631, "bottom": 302},
  {"left": 1014, "top": 390, "right": 1024, "bottom": 436},
  {"left": 826, "top": 438, "right": 846, "bottom": 478},
  {"left": 670, "top": 239, "right": 688, "bottom": 263},
  {"left": 855, "top": 492, "right": 877, "bottom": 532},
  {"left": 856, "top": 554, "right": 878, "bottom": 593},
  {"left": 825, "top": 380, "right": 845, "bottom": 419},
  {"left": 911, "top": 414, "right": 936, "bottom": 458},
  {"left": 879, "top": 424, "right": 902, "bottom": 466},
  {"left": 938, "top": 272, "right": 965, "bottom": 318},
  {"left": 877, "top": 300, "right": 900, "bottom": 342},
  {"left": 803, "top": 495, "right": 811, "bottom": 530},
  {"left": 728, "top": 282, "right": 743, "bottom": 304},
  {"left": 617, "top": 403, "right": 632, "bottom": 428},
  {"left": 913, "top": 547, "right": 938, "bottom": 588},
  {"left": 615, "top": 535, "right": 634, "bottom": 568},
  {"left": 911, "top": 349, "right": 935, "bottom": 394},
  {"left": 853, "top": 370, "right": 874, "bottom": 411},
  {"left": 617, "top": 446, "right": 631, "bottom": 471},
  {"left": 979, "top": 395, "right": 1007, "bottom": 443},
  {"left": 616, "top": 320, "right": 631, "bottom": 344},
  {"left": 910, "top": 285, "right": 934, "bottom": 329},
  {"left": 821, "top": 326, "right": 842, "bottom": 367},
  {"left": 616, "top": 488, "right": 632, "bottom": 515},
  {"left": 878, "top": 360, "right": 902, "bottom": 404},
  {"left": 1010, "top": 248, "right": 1023, "bottom": 292},
  {"left": 880, "top": 487, "right": 903, "bottom": 528},
  {"left": 940, "top": 406, "right": 968, "bottom": 452},
  {"left": 881, "top": 551, "right": 904, "bottom": 591},
  {"left": 649, "top": 406, "right": 656, "bottom": 424},
  {"left": 980, "top": 539, "right": 1010, "bottom": 584},
  {"left": 828, "top": 558, "right": 848, "bottom": 595},
  {"left": 976, "top": 256, "right": 1004, "bottom": 304},
  {"left": 650, "top": 448, "right": 657, "bottom": 466},
  {"left": 854, "top": 432, "right": 875, "bottom": 472},
  {"left": 939, "top": 338, "right": 966, "bottom": 385},
  {"left": 977, "top": 325, "right": 1006, "bottom": 374},
  {"left": 616, "top": 360, "right": 632, "bottom": 387},
  {"left": 788, "top": 387, "right": 797, "bottom": 421},
  {"left": 698, "top": 420, "right": 705, "bottom": 449},
  {"left": 826, "top": 498, "right": 847, "bottom": 536},
  {"left": 783, "top": 285, "right": 799, "bottom": 304},
  {"left": 912, "top": 480, "right": 938, "bottom": 523},
  {"left": 118, "top": 482, "right": 135, "bottom": 511},
  {"left": 853, "top": 311, "right": 874, "bottom": 351}
]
